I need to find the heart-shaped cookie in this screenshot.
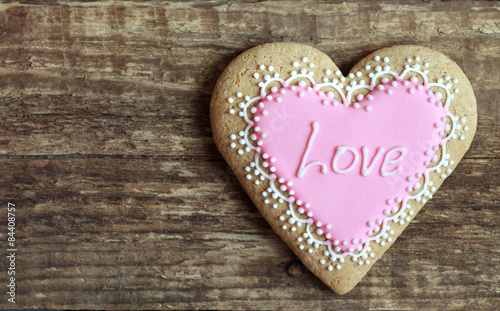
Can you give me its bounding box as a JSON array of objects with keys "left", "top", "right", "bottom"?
[{"left": 210, "top": 43, "right": 477, "bottom": 294}]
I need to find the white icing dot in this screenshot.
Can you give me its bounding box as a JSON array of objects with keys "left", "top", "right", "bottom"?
[
  {"left": 453, "top": 78, "right": 458, "bottom": 83},
  {"left": 365, "top": 106, "right": 372, "bottom": 112},
  {"left": 309, "top": 63, "right": 315, "bottom": 68},
  {"left": 228, "top": 98, "right": 234, "bottom": 104},
  {"left": 229, "top": 109, "right": 235, "bottom": 114},
  {"left": 365, "top": 65, "right": 371, "bottom": 70},
  {"left": 455, "top": 88, "right": 459, "bottom": 93},
  {"left": 325, "top": 69, "right": 332, "bottom": 75},
  {"left": 238, "top": 149, "right": 243, "bottom": 155},
  {"left": 415, "top": 56, "right": 420, "bottom": 61},
  {"left": 268, "top": 66, "right": 274, "bottom": 71},
  {"left": 460, "top": 135, "right": 465, "bottom": 140},
  {"left": 374, "top": 55, "right": 381, "bottom": 61},
  {"left": 356, "top": 71, "right": 362, "bottom": 77},
  {"left": 302, "top": 57, "right": 308, "bottom": 62},
  {"left": 293, "top": 61, "right": 299, "bottom": 67},
  {"left": 383, "top": 57, "right": 389, "bottom": 62},
  {"left": 460, "top": 117, "right": 467, "bottom": 123},
  {"left": 424, "top": 62, "right": 430, "bottom": 67},
  {"left": 253, "top": 73, "right": 259, "bottom": 79},
  {"left": 387, "top": 89, "right": 393, "bottom": 95}
]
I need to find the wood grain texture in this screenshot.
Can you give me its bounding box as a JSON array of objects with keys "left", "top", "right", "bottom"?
[{"left": 0, "top": 1, "right": 498, "bottom": 310}]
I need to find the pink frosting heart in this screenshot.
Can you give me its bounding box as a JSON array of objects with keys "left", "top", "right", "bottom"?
[{"left": 254, "top": 79, "right": 447, "bottom": 252}]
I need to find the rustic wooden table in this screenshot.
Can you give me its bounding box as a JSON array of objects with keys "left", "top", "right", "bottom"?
[{"left": 0, "top": 1, "right": 498, "bottom": 310}]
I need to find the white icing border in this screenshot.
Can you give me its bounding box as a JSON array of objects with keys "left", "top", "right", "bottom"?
[{"left": 227, "top": 56, "right": 469, "bottom": 270}]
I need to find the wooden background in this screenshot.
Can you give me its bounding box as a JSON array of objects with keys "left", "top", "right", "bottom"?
[{"left": 0, "top": 1, "right": 498, "bottom": 310}]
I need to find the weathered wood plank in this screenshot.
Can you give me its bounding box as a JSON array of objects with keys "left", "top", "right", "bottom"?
[{"left": 0, "top": 1, "right": 498, "bottom": 310}]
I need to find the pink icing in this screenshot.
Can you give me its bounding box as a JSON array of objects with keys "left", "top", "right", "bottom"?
[{"left": 254, "top": 80, "right": 447, "bottom": 252}]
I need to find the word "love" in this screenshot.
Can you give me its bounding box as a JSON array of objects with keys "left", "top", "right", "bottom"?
[{"left": 297, "top": 122, "right": 407, "bottom": 178}]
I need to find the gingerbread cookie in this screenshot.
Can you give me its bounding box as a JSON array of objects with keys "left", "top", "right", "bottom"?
[{"left": 210, "top": 43, "right": 476, "bottom": 294}]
